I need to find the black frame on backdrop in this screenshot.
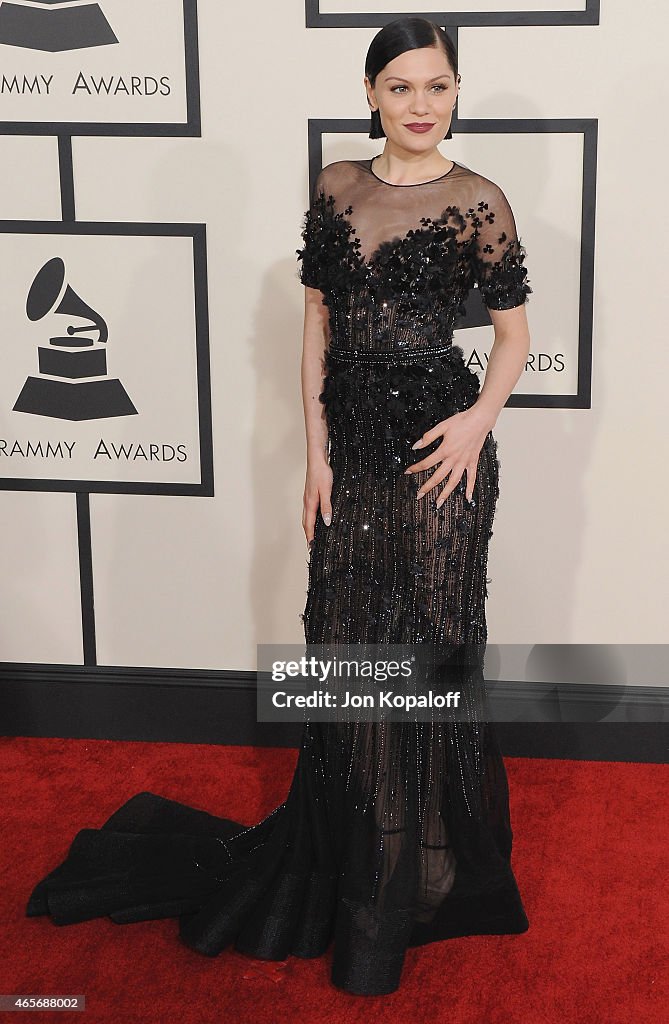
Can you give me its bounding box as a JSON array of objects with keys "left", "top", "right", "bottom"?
[
  {"left": 0, "top": 217, "right": 214, "bottom": 498},
  {"left": 305, "top": 1, "right": 601, "bottom": 28},
  {"left": 307, "top": 113, "right": 597, "bottom": 411},
  {"left": 0, "top": 0, "right": 201, "bottom": 137}
]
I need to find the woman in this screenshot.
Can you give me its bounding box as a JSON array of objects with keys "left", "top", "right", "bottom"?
[
  {"left": 26, "top": 17, "right": 531, "bottom": 998},
  {"left": 296, "top": 16, "right": 532, "bottom": 993}
]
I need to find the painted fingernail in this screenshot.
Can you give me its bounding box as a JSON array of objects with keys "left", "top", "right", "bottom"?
[{"left": 323, "top": 513, "right": 331, "bottom": 525}]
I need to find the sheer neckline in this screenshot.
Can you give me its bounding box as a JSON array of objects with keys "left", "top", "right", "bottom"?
[
  {"left": 340, "top": 203, "right": 464, "bottom": 274},
  {"left": 368, "top": 156, "right": 457, "bottom": 187}
]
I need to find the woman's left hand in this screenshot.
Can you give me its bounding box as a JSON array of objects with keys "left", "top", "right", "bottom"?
[{"left": 405, "top": 405, "right": 494, "bottom": 507}]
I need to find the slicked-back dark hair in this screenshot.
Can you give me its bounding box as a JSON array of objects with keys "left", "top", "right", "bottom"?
[{"left": 365, "top": 18, "right": 458, "bottom": 140}]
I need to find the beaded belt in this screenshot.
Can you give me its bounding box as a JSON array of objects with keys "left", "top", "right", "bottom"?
[{"left": 327, "top": 343, "right": 455, "bottom": 364}]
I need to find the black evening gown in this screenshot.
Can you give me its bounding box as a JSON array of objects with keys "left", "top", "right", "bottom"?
[{"left": 26, "top": 157, "right": 532, "bottom": 996}]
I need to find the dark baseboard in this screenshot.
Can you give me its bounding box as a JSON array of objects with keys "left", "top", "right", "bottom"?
[{"left": 0, "top": 663, "right": 666, "bottom": 763}]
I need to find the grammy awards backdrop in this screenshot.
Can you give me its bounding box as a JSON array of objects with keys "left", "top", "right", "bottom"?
[
  {"left": 0, "top": 0, "right": 195, "bottom": 126},
  {"left": 4, "top": 233, "right": 210, "bottom": 489},
  {"left": 0, "top": 2, "right": 665, "bottom": 756}
]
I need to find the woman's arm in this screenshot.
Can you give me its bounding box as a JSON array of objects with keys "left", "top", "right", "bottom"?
[
  {"left": 405, "top": 307, "right": 531, "bottom": 507},
  {"left": 301, "top": 287, "right": 333, "bottom": 546},
  {"left": 471, "top": 304, "right": 531, "bottom": 432},
  {"left": 406, "top": 180, "right": 532, "bottom": 506},
  {"left": 301, "top": 287, "right": 329, "bottom": 460}
]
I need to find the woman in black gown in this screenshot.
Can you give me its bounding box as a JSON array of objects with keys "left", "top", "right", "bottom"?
[{"left": 26, "top": 18, "right": 532, "bottom": 997}]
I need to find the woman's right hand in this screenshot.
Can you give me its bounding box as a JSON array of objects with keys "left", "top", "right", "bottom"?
[{"left": 303, "top": 459, "right": 333, "bottom": 548}]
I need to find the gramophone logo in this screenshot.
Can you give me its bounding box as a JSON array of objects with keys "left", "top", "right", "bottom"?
[
  {"left": 13, "top": 256, "right": 137, "bottom": 421},
  {"left": 0, "top": 0, "right": 117, "bottom": 53}
]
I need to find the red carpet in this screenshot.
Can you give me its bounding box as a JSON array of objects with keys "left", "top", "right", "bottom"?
[{"left": 1, "top": 735, "right": 667, "bottom": 1023}]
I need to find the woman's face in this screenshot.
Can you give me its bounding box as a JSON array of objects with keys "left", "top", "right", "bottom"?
[{"left": 365, "top": 46, "right": 459, "bottom": 150}]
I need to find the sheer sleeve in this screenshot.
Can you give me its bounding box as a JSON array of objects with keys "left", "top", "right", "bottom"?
[
  {"left": 296, "top": 168, "right": 329, "bottom": 289},
  {"left": 469, "top": 183, "right": 532, "bottom": 310}
]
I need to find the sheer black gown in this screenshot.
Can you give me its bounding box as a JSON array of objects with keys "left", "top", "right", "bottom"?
[{"left": 26, "top": 156, "right": 532, "bottom": 996}]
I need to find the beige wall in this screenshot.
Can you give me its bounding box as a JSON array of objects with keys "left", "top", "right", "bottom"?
[{"left": 0, "top": 1, "right": 665, "bottom": 674}]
